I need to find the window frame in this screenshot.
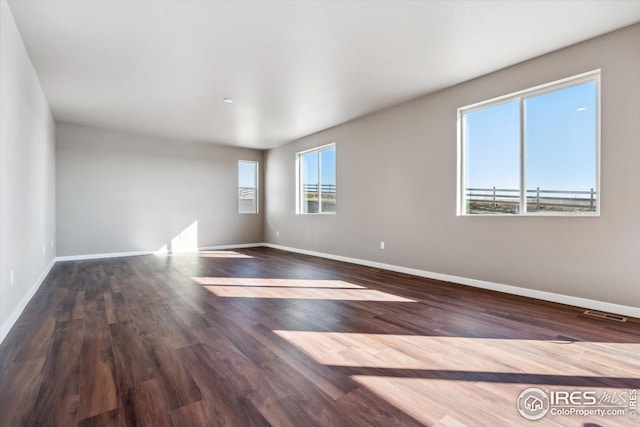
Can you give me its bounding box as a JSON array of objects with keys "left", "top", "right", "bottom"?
[
  {"left": 295, "top": 142, "right": 337, "bottom": 215},
  {"left": 238, "top": 160, "right": 259, "bottom": 214},
  {"left": 457, "top": 70, "right": 601, "bottom": 217}
]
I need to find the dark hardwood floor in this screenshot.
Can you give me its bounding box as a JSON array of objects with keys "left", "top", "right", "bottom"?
[{"left": 0, "top": 247, "right": 638, "bottom": 426}]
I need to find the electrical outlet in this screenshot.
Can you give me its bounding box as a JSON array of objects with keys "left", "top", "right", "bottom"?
[
  {"left": 380, "top": 241, "right": 385, "bottom": 250},
  {"left": 10, "top": 270, "right": 14, "bottom": 285},
  {"left": 276, "top": 231, "right": 279, "bottom": 237}
]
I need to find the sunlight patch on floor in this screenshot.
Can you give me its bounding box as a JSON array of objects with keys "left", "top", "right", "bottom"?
[
  {"left": 196, "top": 250, "right": 253, "bottom": 258},
  {"left": 273, "top": 331, "right": 640, "bottom": 377},
  {"left": 352, "top": 375, "right": 635, "bottom": 427},
  {"left": 351, "top": 375, "right": 528, "bottom": 426},
  {"left": 193, "top": 277, "right": 364, "bottom": 288},
  {"left": 274, "top": 330, "right": 639, "bottom": 426},
  {"left": 202, "top": 285, "right": 415, "bottom": 302}
]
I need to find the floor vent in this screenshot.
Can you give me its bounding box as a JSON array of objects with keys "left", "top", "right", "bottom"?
[{"left": 583, "top": 310, "right": 627, "bottom": 322}]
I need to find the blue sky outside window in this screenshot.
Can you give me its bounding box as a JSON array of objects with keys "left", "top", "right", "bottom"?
[{"left": 462, "top": 76, "right": 598, "bottom": 215}]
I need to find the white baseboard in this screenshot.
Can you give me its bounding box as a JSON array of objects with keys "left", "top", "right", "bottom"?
[
  {"left": 55, "top": 243, "right": 265, "bottom": 262},
  {"left": 55, "top": 250, "right": 156, "bottom": 261},
  {"left": 263, "top": 243, "right": 640, "bottom": 319},
  {"left": 0, "top": 258, "right": 56, "bottom": 345}
]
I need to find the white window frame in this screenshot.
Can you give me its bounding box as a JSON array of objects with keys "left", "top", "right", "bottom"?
[
  {"left": 238, "top": 160, "right": 258, "bottom": 214},
  {"left": 295, "top": 143, "right": 336, "bottom": 215},
  {"left": 457, "top": 70, "right": 601, "bottom": 217}
]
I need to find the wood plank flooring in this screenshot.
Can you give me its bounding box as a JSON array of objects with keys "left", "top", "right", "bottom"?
[{"left": 0, "top": 247, "right": 638, "bottom": 426}]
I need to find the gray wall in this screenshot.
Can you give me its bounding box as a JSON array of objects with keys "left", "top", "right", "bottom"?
[
  {"left": 56, "top": 123, "right": 263, "bottom": 256},
  {"left": 264, "top": 24, "right": 640, "bottom": 309},
  {"left": 0, "top": 0, "right": 56, "bottom": 331}
]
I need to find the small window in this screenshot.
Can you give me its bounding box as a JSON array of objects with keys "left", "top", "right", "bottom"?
[
  {"left": 458, "top": 71, "right": 599, "bottom": 216},
  {"left": 238, "top": 160, "right": 258, "bottom": 214},
  {"left": 297, "top": 144, "right": 336, "bottom": 214}
]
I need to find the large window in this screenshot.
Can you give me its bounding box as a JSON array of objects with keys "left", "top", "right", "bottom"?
[
  {"left": 458, "top": 71, "right": 599, "bottom": 216},
  {"left": 238, "top": 160, "right": 258, "bottom": 214},
  {"left": 297, "top": 144, "right": 336, "bottom": 214}
]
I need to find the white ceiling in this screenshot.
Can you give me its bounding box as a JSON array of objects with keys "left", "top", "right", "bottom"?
[{"left": 7, "top": 1, "right": 640, "bottom": 149}]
